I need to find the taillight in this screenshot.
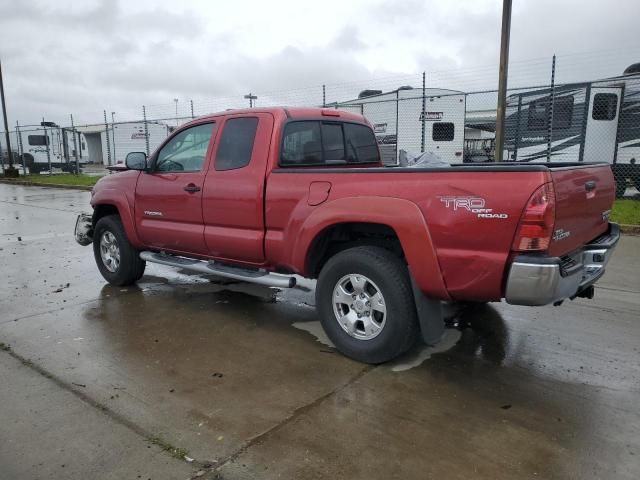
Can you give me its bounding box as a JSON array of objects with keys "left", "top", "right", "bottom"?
[{"left": 512, "top": 182, "right": 556, "bottom": 252}]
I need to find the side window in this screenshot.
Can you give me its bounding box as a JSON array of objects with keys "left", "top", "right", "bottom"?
[
  {"left": 552, "top": 96, "right": 574, "bottom": 129},
  {"left": 527, "top": 100, "right": 548, "bottom": 129},
  {"left": 592, "top": 93, "right": 618, "bottom": 121},
  {"left": 280, "top": 121, "right": 380, "bottom": 166},
  {"left": 281, "top": 121, "right": 322, "bottom": 165},
  {"left": 344, "top": 123, "right": 379, "bottom": 163},
  {"left": 215, "top": 117, "right": 259, "bottom": 171},
  {"left": 156, "top": 123, "right": 215, "bottom": 172},
  {"left": 432, "top": 122, "right": 454, "bottom": 141},
  {"left": 28, "top": 135, "right": 49, "bottom": 146}
]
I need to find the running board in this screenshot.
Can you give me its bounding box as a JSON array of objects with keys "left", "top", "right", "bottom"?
[{"left": 139, "top": 251, "right": 296, "bottom": 288}]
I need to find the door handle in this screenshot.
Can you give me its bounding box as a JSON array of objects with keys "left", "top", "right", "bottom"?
[
  {"left": 183, "top": 183, "right": 201, "bottom": 193},
  {"left": 585, "top": 181, "right": 596, "bottom": 192}
]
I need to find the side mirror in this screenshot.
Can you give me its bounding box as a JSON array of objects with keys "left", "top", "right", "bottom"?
[{"left": 125, "top": 152, "right": 147, "bottom": 170}]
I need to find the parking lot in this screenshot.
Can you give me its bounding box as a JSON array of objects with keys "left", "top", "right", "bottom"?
[{"left": 0, "top": 182, "right": 638, "bottom": 479}]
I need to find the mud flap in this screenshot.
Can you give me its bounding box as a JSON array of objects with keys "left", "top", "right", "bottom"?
[{"left": 410, "top": 274, "right": 445, "bottom": 345}]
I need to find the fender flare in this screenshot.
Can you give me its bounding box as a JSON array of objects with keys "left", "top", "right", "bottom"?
[
  {"left": 289, "top": 196, "right": 449, "bottom": 300},
  {"left": 91, "top": 188, "right": 143, "bottom": 248}
]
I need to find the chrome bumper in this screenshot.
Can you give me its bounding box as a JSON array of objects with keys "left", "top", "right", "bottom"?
[
  {"left": 505, "top": 224, "right": 620, "bottom": 306},
  {"left": 74, "top": 213, "right": 93, "bottom": 246}
]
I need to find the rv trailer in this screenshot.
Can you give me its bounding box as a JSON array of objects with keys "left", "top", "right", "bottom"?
[
  {"left": 333, "top": 86, "right": 466, "bottom": 165},
  {"left": 100, "top": 121, "right": 171, "bottom": 165},
  {"left": 504, "top": 66, "right": 640, "bottom": 196},
  {"left": 8, "top": 124, "right": 89, "bottom": 174}
]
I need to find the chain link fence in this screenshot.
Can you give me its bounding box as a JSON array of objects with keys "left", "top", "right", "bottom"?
[{"left": 2, "top": 64, "right": 639, "bottom": 198}]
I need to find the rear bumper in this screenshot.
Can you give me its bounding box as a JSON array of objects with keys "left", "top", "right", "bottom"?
[{"left": 505, "top": 223, "right": 620, "bottom": 306}]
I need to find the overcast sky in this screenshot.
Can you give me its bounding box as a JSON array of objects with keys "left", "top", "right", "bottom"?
[{"left": 1, "top": 0, "right": 639, "bottom": 127}]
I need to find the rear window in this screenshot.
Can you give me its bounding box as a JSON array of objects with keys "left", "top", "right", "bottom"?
[
  {"left": 28, "top": 135, "right": 49, "bottom": 146},
  {"left": 432, "top": 122, "right": 454, "bottom": 141},
  {"left": 215, "top": 117, "right": 259, "bottom": 171},
  {"left": 280, "top": 121, "right": 380, "bottom": 166},
  {"left": 592, "top": 93, "right": 618, "bottom": 121}
]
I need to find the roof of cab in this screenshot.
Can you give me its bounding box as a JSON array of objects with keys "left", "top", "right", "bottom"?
[{"left": 183, "top": 106, "right": 368, "bottom": 126}]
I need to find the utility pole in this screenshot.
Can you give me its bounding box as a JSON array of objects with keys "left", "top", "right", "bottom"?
[
  {"left": 494, "top": 0, "right": 513, "bottom": 162},
  {"left": 244, "top": 93, "right": 257, "bottom": 108},
  {"left": 0, "top": 58, "right": 18, "bottom": 176}
]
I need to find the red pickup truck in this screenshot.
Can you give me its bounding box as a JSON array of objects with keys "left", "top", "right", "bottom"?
[{"left": 75, "top": 107, "right": 619, "bottom": 363}]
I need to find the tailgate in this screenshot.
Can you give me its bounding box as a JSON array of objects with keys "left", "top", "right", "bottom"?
[{"left": 548, "top": 164, "right": 615, "bottom": 257}]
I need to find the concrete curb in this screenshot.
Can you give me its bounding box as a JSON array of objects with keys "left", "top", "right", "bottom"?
[
  {"left": 619, "top": 224, "right": 640, "bottom": 235},
  {"left": 0, "top": 179, "right": 93, "bottom": 191}
]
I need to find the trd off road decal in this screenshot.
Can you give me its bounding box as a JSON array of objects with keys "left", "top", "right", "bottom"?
[{"left": 438, "top": 196, "right": 509, "bottom": 219}]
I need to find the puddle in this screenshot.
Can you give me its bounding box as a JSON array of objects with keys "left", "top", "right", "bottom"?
[
  {"left": 292, "top": 321, "right": 334, "bottom": 347},
  {"left": 292, "top": 321, "right": 462, "bottom": 372},
  {"left": 389, "top": 328, "right": 462, "bottom": 372}
]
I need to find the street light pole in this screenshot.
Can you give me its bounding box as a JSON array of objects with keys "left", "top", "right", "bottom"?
[
  {"left": 0, "top": 58, "right": 17, "bottom": 176},
  {"left": 494, "top": 0, "right": 513, "bottom": 162},
  {"left": 173, "top": 98, "right": 179, "bottom": 126}
]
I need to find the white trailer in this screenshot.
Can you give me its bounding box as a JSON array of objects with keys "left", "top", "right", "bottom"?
[
  {"left": 6, "top": 125, "right": 89, "bottom": 174},
  {"left": 100, "top": 121, "right": 171, "bottom": 165},
  {"left": 333, "top": 87, "right": 466, "bottom": 165}
]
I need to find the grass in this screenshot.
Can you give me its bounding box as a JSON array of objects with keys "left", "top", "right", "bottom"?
[
  {"left": 2, "top": 174, "right": 100, "bottom": 187},
  {"left": 611, "top": 199, "right": 640, "bottom": 225}
]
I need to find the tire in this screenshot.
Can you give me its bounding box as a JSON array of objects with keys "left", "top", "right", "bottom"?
[
  {"left": 93, "top": 215, "right": 145, "bottom": 286},
  {"left": 316, "top": 246, "right": 419, "bottom": 364}
]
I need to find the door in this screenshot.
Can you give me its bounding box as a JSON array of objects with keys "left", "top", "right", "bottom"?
[
  {"left": 583, "top": 87, "right": 622, "bottom": 163},
  {"left": 135, "top": 122, "right": 217, "bottom": 254},
  {"left": 202, "top": 114, "right": 273, "bottom": 264}
]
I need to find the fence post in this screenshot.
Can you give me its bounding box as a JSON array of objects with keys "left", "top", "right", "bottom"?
[
  {"left": 395, "top": 89, "right": 400, "bottom": 163},
  {"left": 103, "top": 110, "right": 111, "bottom": 166},
  {"left": 421, "top": 71, "right": 426, "bottom": 153},
  {"left": 111, "top": 112, "right": 117, "bottom": 164},
  {"left": 70, "top": 114, "right": 79, "bottom": 174},
  {"left": 16, "top": 121, "right": 25, "bottom": 175},
  {"left": 43, "top": 117, "right": 52, "bottom": 174},
  {"left": 546, "top": 54, "right": 556, "bottom": 163},
  {"left": 322, "top": 85, "right": 326, "bottom": 108},
  {"left": 190, "top": 99, "right": 194, "bottom": 119},
  {"left": 142, "top": 105, "right": 150, "bottom": 156}
]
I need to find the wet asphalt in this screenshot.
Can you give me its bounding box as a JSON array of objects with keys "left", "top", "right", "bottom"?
[{"left": 0, "top": 183, "right": 639, "bottom": 480}]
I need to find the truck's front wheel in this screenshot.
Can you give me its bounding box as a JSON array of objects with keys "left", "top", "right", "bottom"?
[
  {"left": 316, "top": 246, "right": 418, "bottom": 363},
  {"left": 93, "top": 215, "right": 145, "bottom": 286}
]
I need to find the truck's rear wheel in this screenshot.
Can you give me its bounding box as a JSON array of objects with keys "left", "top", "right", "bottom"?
[
  {"left": 93, "top": 215, "right": 145, "bottom": 286},
  {"left": 316, "top": 246, "right": 418, "bottom": 364}
]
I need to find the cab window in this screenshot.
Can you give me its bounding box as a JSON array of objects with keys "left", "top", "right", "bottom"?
[
  {"left": 156, "top": 123, "right": 215, "bottom": 172},
  {"left": 214, "top": 117, "right": 259, "bottom": 171},
  {"left": 280, "top": 121, "right": 380, "bottom": 166}
]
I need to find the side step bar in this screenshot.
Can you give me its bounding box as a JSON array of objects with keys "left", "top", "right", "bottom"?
[{"left": 140, "top": 251, "right": 296, "bottom": 288}]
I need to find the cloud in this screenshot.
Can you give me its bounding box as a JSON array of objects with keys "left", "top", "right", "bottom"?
[{"left": 0, "top": 0, "right": 639, "bottom": 127}]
